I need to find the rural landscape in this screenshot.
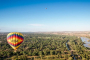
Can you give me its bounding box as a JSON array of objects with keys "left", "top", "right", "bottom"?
[
  {"left": 0, "top": 0, "right": 90, "bottom": 60},
  {"left": 0, "top": 31, "right": 90, "bottom": 60}
]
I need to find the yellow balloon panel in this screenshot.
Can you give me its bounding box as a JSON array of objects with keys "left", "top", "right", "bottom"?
[{"left": 10, "top": 44, "right": 21, "bottom": 50}]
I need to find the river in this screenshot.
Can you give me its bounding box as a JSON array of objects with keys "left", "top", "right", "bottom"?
[
  {"left": 81, "top": 37, "right": 90, "bottom": 48},
  {"left": 66, "top": 40, "right": 76, "bottom": 60},
  {"left": 65, "top": 37, "right": 90, "bottom": 60}
]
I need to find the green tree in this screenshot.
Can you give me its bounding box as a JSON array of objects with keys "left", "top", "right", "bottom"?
[{"left": 39, "top": 51, "right": 42, "bottom": 60}]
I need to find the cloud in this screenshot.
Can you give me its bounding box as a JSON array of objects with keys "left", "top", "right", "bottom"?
[{"left": 28, "top": 24, "right": 45, "bottom": 26}]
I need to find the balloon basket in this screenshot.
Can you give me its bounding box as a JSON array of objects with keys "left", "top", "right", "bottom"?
[{"left": 14, "top": 50, "right": 17, "bottom": 52}]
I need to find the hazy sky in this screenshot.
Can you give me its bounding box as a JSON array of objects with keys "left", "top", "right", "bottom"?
[{"left": 0, "top": 0, "right": 90, "bottom": 32}]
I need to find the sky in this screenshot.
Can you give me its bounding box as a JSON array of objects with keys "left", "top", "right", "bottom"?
[{"left": 0, "top": 0, "right": 90, "bottom": 32}]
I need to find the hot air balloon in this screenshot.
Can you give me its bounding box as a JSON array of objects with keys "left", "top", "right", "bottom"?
[
  {"left": 45, "top": 8, "right": 47, "bottom": 9},
  {"left": 7, "top": 32, "right": 24, "bottom": 51}
]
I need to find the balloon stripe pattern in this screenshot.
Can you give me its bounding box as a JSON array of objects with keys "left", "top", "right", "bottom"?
[{"left": 7, "top": 32, "right": 24, "bottom": 50}]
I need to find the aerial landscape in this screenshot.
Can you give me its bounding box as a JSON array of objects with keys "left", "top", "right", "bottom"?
[{"left": 0, "top": 0, "right": 90, "bottom": 60}]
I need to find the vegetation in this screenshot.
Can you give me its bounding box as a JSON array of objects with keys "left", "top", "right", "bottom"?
[{"left": 0, "top": 33, "right": 90, "bottom": 60}]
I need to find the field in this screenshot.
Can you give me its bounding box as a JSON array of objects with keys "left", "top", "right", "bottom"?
[{"left": 0, "top": 32, "right": 90, "bottom": 60}]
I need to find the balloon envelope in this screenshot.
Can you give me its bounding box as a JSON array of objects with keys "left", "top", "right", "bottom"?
[{"left": 7, "top": 32, "right": 24, "bottom": 50}]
